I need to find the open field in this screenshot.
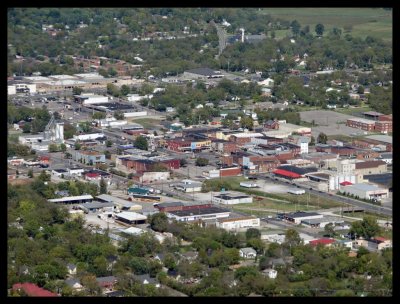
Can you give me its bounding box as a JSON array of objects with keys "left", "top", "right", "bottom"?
[
  {"left": 259, "top": 8, "right": 392, "bottom": 41},
  {"left": 128, "top": 117, "right": 164, "bottom": 129}
]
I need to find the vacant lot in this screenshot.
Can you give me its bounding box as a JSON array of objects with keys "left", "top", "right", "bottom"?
[
  {"left": 300, "top": 110, "right": 361, "bottom": 137},
  {"left": 259, "top": 8, "right": 392, "bottom": 41}
]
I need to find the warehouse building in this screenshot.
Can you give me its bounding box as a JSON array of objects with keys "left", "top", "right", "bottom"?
[
  {"left": 114, "top": 211, "right": 147, "bottom": 225},
  {"left": 280, "top": 211, "right": 323, "bottom": 224},
  {"left": 215, "top": 216, "right": 260, "bottom": 231},
  {"left": 212, "top": 193, "right": 253, "bottom": 205},
  {"left": 166, "top": 206, "right": 230, "bottom": 222},
  {"left": 339, "top": 183, "right": 389, "bottom": 200}
]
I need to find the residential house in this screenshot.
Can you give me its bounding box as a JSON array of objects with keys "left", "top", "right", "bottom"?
[
  {"left": 96, "top": 276, "right": 118, "bottom": 291},
  {"left": 132, "top": 274, "right": 160, "bottom": 287},
  {"left": 66, "top": 263, "right": 77, "bottom": 275},
  {"left": 262, "top": 268, "right": 278, "bottom": 279},
  {"left": 179, "top": 251, "right": 198, "bottom": 263},
  {"left": 64, "top": 278, "right": 83, "bottom": 291},
  {"left": 239, "top": 247, "right": 257, "bottom": 259}
]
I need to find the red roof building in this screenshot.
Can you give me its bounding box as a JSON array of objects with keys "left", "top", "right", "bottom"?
[
  {"left": 309, "top": 239, "right": 335, "bottom": 247},
  {"left": 340, "top": 181, "right": 353, "bottom": 186},
  {"left": 273, "top": 169, "right": 301, "bottom": 179},
  {"left": 12, "top": 283, "right": 59, "bottom": 297}
]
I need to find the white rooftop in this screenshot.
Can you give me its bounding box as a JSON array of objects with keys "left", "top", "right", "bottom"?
[
  {"left": 48, "top": 195, "right": 93, "bottom": 203},
  {"left": 115, "top": 211, "right": 147, "bottom": 221},
  {"left": 365, "top": 135, "right": 392, "bottom": 144},
  {"left": 24, "top": 76, "right": 52, "bottom": 82},
  {"left": 232, "top": 132, "right": 264, "bottom": 138},
  {"left": 120, "top": 227, "right": 145, "bottom": 235},
  {"left": 345, "top": 183, "right": 386, "bottom": 191},
  {"left": 73, "top": 72, "right": 104, "bottom": 79},
  {"left": 49, "top": 75, "right": 78, "bottom": 80},
  {"left": 42, "top": 80, "right": 86, "bottom": 86}
]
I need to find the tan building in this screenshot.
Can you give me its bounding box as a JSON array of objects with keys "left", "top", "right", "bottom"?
[{"left": 354, "top": 160, "right": 387, "bottom": 175}]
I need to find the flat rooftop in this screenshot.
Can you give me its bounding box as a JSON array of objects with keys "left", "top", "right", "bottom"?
[{"left": 168, "top": 206, "right": 230, "bottom": 217}]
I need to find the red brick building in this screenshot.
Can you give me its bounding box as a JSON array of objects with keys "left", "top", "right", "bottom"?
[
  {"left": 119, "top": 158, "right": 180, "bottom": 173},
  {"left": 374, "top": 121, "right": 392, "bottom": 133},
  {"left": 156, "top": 202, "right": 213, "bottom": 212},
  {"left": 346, "top": 118, "right": 375, "bottom": 131},
  {"left": 378, "top": 114, "right": 392, "bottom": 121},
  {"left": 219, "top": 166, "right": 242, "bottom": 177},
  {"left": 166, "top": 139, "right": 191, "bottom": 152}
]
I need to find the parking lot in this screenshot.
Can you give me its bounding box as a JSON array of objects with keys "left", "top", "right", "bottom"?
[{"left": 300, "top": 110, "right": 361, "bottom": 137}]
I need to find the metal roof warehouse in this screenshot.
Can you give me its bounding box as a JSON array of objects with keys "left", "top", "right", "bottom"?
[{"left": 48, "top": 195, "right": 94, "bottom": 204}]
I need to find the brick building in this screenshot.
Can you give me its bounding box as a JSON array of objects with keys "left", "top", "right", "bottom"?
[
  {"left": 374, "top": 121, "right": 392, "bottom": 133},
  {"left": 346, "top": 118, "right": 375, "bottom": 131}
]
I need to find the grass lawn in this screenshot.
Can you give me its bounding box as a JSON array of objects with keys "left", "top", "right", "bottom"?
[
  {"left": 128, "top": 118, "right": 162, "bottom": 129},
  {"left": 259, "top": 8, "right": 392, "bottom": 42},
  {"left": 334, "top": 106, "right": 373, "bottom": 116}
]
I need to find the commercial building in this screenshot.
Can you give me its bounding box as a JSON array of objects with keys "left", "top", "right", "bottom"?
[
  {"left": 48, "top": 195, "right": 94, "bottom": 204},
  {"left": 354, "top": 160, "right": 387, "bottom": 176},
  {"left": 346, "top": 118, "right": 375, "bottom": 131},
  {"left": 72, "top": 150, "right": 106, "bottom": 165},
  {"left": 339, "top": 183, "right": 389, "bottom": 200},
  {"left": 216, "top": 216, "right": 260, "bottom": 231},
  {"left": 281, "top": 211, "right": 323, "bottom": 224},
  {"left": 212, "top": 193, "right": 253, "bottom": 205},
  {"left": 114, "top": 211, "right": 147, "bottom": 225},
  {"left": 74, "top": 93, "right": 109, "bottom": 105},
  {"left": 97, "top": 194, "right": 142, "bottom": 211},
  {"left": 170, "top": 180, "right": 203, "bottom": 193},
  {"left": 166, "top": 206, "right": 230, "bottom": 222}
]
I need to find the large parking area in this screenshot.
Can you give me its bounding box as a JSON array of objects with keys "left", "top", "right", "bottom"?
[{"left": 300, "top": 110, "right": 362, "bottom": 137}]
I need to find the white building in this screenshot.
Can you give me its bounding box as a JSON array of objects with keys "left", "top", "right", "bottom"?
[
  {"left": 75, "top": 93, "right": 109, "bottom": 105},
  {"left": 68, "top": 167, "right": 85, "bottom": 176},
  {"left": 340, "top": 183, "right": 389, "bottom": 200},
  {"left": 96, "top": 118, "right": 128, "bottom": 128},
  {"left": 216, "top": 216, "right": 260, "bottom": 231},
  {"left": 262, "top": 269, "right": 277, "bottom": 279},
  {"left": 7, "top": 83, "right": 37, "bottom": 95},
  {"left": 212, "top": 193, "right": 253, "bottom": 205},
  {"left": 329, "top": 173, "right": 358, "bottom": 191},
  {"left": 337, "top": 159, "right": 356, "bottom": 175},
  {"left": 73, "top": 133, "right": 105, "bottom": 141},
  {"left": 239, "top": 247, "right": 257, "bottom": 259},
  {"left": 258, "top": 78, "right": 274, "bottom": 87},
  {"left": 170, "top": 179, "right": 202, "bottom": 193}
]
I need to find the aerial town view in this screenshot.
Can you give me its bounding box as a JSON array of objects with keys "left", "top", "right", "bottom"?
[{"left": 7, "top": 8, "right": 392, "bottom": 297}]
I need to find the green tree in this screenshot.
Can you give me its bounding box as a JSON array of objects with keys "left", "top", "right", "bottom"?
[
  {"left": 149, "top": 212, "right": 169, "bottom": 232},
  {"left": 309, "top": 136, "right": 315, "bottom": 146},
  {"left": 113, "top": 110, "right": 125, "bottom": 120},
  {"left": 60, "top": 143, "right": 67, "bottom": 152},
  {"left": 134, "top": 136, "right": 148, "bottom": 151},
  {"left": 350, "top": 216, "right": 381, "bottom": 239},
  {"left": 72, "top": 87, "right": 83, "bottom": 95},
  {"left": 283, "top": 229, "right": 302, "bottom": 251},
  {"left": 107, "top": 83, "right": 120, "bottom": 97},
  {"left": 22, "top": 123, "right": 31, "bottom": 133},
  {"left": 105, "top": 140, "right": 113, "bottom": 148},
  {"left": 246, "top": 228, "right": 261, "bottom": 240},
  {"left": 315, "top": 23, "right": 325, "bottom": 36},
  {"left": 48, "top": 143, "right": 59, "bottom": 153},
  {"left": 99, "top": 178, "right": 107, "bottom": 194},
  {"left": 290, "top": 20, "right": 301, "bottom": 37},
  {"left": 195, "top": 157, "right": 209, "bottom": 167},
  {"left": 92, "top": 112, "right": 106, "bottom": 120},
  {"left": 74, "top": 142, "right": 81, "bottom": 150},
  {"left": 27, "top": 169, "right": 34, "bottom": 178},
  {"left": 120, "top": 85, "right": 130, "bottom": 96},
  {"left": 324, "top": 223, "right": 336, "bottom": 238},
  {"left": 240, "top": 116, "right": 254, "bottom": 130},
  {"left": 317, "top": 132, "right": 328, "bottom": 144},
  {"left": 163, "top": 253, "right": 177, "bottom": 270}
]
